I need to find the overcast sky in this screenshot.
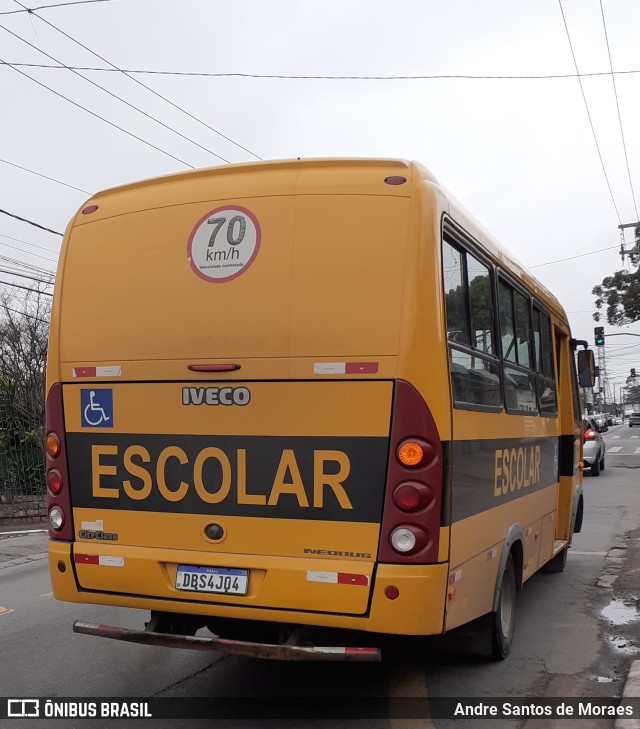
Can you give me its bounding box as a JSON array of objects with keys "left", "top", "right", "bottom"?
[{"left": 1, "top": 0, "right": 639, "bottom": 397}]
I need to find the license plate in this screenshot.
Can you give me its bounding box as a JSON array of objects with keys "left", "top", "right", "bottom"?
[{"left": 175, "top": 565, "right": 248, "bottom": 595}]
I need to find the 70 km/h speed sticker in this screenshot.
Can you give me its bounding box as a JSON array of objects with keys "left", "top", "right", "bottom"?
[{"left": 187, "top": 206, "right": 261, "bottom": 283}]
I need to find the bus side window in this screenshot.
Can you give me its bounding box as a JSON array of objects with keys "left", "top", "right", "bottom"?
[
  {"left": 534, "top": 308, "right": 557, "bottom": 416},
  {"left": 498, "top": 277, "right": 537, "bottom": 414},
  {"left": 443, "top": 237, "right": 501, "bottom": 409}
]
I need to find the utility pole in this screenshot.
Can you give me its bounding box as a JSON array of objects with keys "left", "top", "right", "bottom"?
[{"left": 619, "top": 221, "right": 640, "bottom": 263}]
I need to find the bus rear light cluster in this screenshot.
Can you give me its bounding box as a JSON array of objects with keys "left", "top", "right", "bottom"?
[
  {"left": 46, "top": 383, "right": 74, "bottom": 541},
  {"left": 378, "top": 380, "right": 443, "bottom": 565}
]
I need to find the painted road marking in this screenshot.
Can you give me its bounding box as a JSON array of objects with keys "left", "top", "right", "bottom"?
[
  {"left": 607, "top": 447, "right": 623, "bottom": 453},
  {"left": 40, "top": 592, "right": 53, "bottom": 598},
  {"left": 388, "top": 660, "right": 434, "bottom": 728},
  {"left": 631, "top": 436, "right": 639, "bottom": 439},
  {"left": 613, "top": 436, "right": 621, "bottom": 439},
  {"left": 636, "top": 448, "right": 640, "bottom": 455},
  {"left": 571, "top": 551, "right": 608, "bottom": 556}
]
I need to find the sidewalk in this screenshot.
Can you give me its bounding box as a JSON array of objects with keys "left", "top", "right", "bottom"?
[
  {"left": 0, "top": 519, "right": 46, "bottom": 534},
  {"left": 0, "top": 521, "right": 48, "bottom": 569}
]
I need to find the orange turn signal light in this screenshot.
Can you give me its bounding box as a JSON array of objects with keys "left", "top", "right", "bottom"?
[
  {"left": 397, "top": 440, "right": 424, "bottom": 467},
  {"left": 45, "top": 432, "right": 61, "bottom": 458}
]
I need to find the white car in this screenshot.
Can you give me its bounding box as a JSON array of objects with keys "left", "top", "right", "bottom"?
[{"left": 583, "top": 417, "right": 606, "bottom": 476}]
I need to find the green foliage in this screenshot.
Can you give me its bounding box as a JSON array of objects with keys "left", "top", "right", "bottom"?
[
  {"left": 593, "top": 225, "right": 640, "bottom": 325},
  {"left": 0, "top": 375, "right": 45, "bottom": 495}
]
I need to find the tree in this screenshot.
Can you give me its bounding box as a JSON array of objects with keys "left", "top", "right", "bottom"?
[
  {"left": 0, "top": 285, "right": 51, "bottom": 496},
  {"left": 625, "top": 382, "right": 640, "bottom": 405},
  {"left": 0, "top": 285, "right": 50, "bottom": 421},
  {"left": 592, "top": 225, "right": 640, "bottom": 326}
]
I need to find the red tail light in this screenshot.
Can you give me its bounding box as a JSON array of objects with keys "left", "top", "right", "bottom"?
[
  {"left": 46, "top": 383, "right": 74, "bottom": 541},
  {"left": 47, "top": 469, "right": 63, "bottom": 496},
  {"left": 378, "top": 380, "right": 443, "bottom": 564},
  {"left": 584, "top": 429, "right": 596, "bottom": 441}
]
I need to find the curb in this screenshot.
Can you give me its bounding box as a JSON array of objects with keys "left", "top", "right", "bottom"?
[
  {"left": 616, "top": 660, "right": 640, "bottom": 729},
  {"left": 0, "top": 528, "right": 48, "bottom": 539}
]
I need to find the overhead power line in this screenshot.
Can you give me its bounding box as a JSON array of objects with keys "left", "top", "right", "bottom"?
[
  {"left": 529, "top": 244, "right": 619, "bottom": 269},
  {"left": 599, "top": 0, "right": 639, "bottom": 221},
  {"left": 0, "top": 56, "right": 193, "bottom": 169},
  {"left": 558, "top": 0, "right": 622, "bottom": 226},
  {"left": 0, "top": 231, "right": 60, "bottom": 259},
  {"left": 0, "top": 207, "right": 63, "bottom": 236},
  {"left": 0, "top": 157, "right": 92, "bottom": 195},
  {"left": 0, "top": 251, "right": 56, "bottom": 273},
  {"left": 0, "top": 278, "right": 53, "bottom": 296},
  {"left": 14, "top": 3, "right": 262, "bottom": 161},
  {"left": 0, "top": 268, "right": 55, "bottom": 286},
  {"left": 3, "top": 13, "right": 230, "bottom": 165},
  {"left": 0, "top": 0, "right": 116, "bottom": 15},
  {"left": 0, "top": 304, "right": 50, "bottom": 325},
  {"left": 4, "top": 60, "right": 640, "bottom": 82},
  {"left": 3, "top": 33, "right": 224, "bottom": 165}
]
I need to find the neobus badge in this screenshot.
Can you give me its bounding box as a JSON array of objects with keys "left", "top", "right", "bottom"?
[{"left": 182, "top": 387, "right": 251, "bottom": 406}]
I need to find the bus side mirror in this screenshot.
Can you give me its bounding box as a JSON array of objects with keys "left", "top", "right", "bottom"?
[{"left": 577, "top": 349, "right": 596, "bottom": 388}]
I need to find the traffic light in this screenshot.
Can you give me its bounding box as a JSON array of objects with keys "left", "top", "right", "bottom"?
[{"left": 594, "top": 326, "right": 605, "bottom": 346}]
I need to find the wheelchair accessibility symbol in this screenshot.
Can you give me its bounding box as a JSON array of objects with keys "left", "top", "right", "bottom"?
[{"left": 81, "top": 389, "right": 113, "bottom": 428}]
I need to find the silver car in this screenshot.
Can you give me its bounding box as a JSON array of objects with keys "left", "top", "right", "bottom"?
[{"left": 583, "top": 417, "right": 606, "bottom": 476}]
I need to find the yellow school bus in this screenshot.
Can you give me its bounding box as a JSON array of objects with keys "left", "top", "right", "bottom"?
[{"left": 45, "top": 158, "right": 586, "bottom": 661}]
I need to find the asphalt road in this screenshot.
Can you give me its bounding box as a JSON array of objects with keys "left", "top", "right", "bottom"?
[{"left": 1, "top": 423, "right": 639, "bottom": 728}]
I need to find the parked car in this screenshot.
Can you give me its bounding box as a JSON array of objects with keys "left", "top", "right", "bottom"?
[
  {"left": 629, "top": 411, "right": 640, "bottom": 428},
  {"left": 592, "top": 414, "right": 608, "bottom": 432},
  {"left": 583, "top": 417, "right": 606, "bottom": 476}
]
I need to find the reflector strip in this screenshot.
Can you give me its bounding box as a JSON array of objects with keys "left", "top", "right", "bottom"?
[
  {"left": 74, "top": 554, "right": 124, "bottom": 567},
  {"left": 73, "top": 366, "right": 121, "bottom": 378},
  {"left": 337, "top": 573, "right": 369, "bottom": 586},
  {"left": 448, "top": 570, "right": 462, "bottom": 585},
  {"left": 345, "top": 647, "right": 379, "bottom": 654},
  {"left": 314, "top": 362, "right": 378, "bottom": 375},
  {"left": 307, "top": 570, "right": 368, "bottom": 586},
  {"left": 486, "top": 548, "right": 498, "bottom": 561},
  {"left": 98, "top": 556, "right": 124, "bottom": 567}
]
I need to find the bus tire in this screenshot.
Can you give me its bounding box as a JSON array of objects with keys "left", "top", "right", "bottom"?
[{"left": 490, "top": 554, "right": 516, "bottom": 660}]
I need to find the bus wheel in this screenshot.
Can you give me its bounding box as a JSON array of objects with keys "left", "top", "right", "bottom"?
[{"left": 491, "top": 554, "right": 516, "bottom": 660}]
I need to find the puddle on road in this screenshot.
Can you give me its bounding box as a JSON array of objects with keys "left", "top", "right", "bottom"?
[
  {"left": 601, "top": 598, "right": 640, "bottom": 626},
  {"left": 607, "top": 636, "right": 639, "bottom": 655}
]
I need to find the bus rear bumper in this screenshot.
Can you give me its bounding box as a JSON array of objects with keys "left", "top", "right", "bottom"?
[{"left": 49, "top": 542, "right": 448, "bottom": 636}]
